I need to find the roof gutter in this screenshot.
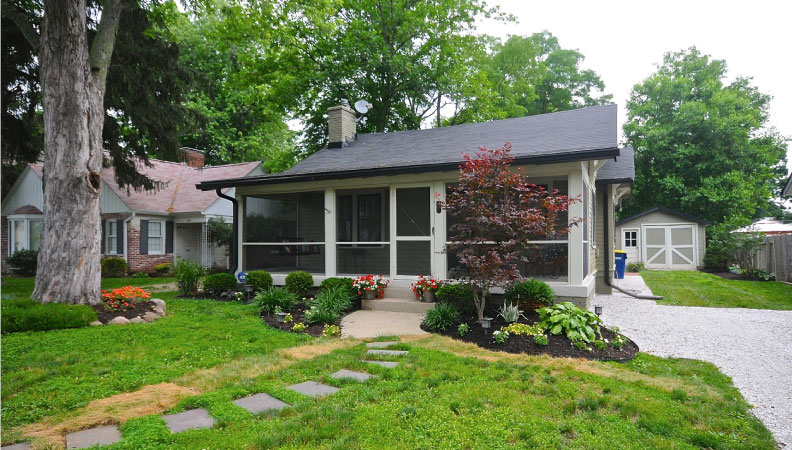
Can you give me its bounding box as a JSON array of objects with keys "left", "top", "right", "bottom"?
[
  {"left": 215, "top": 188, "right": 238, "bottom": 274},
  {"left": 196, "top": 147, "right": 620, "bottom": 191}
]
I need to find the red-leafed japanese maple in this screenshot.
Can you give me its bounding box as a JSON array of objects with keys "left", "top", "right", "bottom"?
[{"left": 443, "top": 143, "right": 579, "bottom": 322}]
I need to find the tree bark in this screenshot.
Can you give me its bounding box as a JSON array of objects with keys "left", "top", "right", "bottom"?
[{"left": 33, "top": 0, "right": 122, "bottom": 304}]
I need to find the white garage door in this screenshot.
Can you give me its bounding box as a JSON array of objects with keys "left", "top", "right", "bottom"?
[{"left": 643, "top": 225, "right": 696, "bottom": 270}]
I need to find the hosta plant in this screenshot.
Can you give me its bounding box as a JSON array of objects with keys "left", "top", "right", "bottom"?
[{"left": 538, "top": 302, "right": 602, "bottom": 344}]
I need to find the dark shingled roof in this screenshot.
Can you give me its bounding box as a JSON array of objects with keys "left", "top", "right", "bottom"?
[
  {"left": 617, "top": 207, "right": 712, "bottom": 226},
  {"left": 596, "top": 146, "right": 634, "bottom": 185},
  {"left": 197, "top": 104, "right": 619, "bottom": 190}
]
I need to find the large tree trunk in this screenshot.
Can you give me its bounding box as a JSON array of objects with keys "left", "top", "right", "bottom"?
[{"left": 33, "top": 0, "right": 122, "bottom": 304}]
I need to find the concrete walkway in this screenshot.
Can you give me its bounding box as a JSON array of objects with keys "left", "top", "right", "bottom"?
[
  {"left": 595, "top": 274, "right": 792, "bottom": 447},
  {"left": 341, "top": 310, "right": 428, "bottom": 338}
]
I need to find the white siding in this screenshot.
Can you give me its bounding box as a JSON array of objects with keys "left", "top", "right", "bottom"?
[
  {"left": 616, "top": 210, "right": 707, "bottom": 267},
  {"left": 1, "top": 168, "right": 44, "bottom": 215},
  {"left": 101, "top": 182, "right": 131, "bottom": 213},
  {"left": 203, "top": 187, "right": 235, "bottom": 217}
]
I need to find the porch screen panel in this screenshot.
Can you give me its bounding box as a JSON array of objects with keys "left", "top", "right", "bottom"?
[
  {"left": 336, "top": 188, "right": 390, "bottom": 275},
  {"left": 243, "top": 192, "right": 325, "bottom": 274},
  {"left": 396, "top": 187, "right": 430, "bottom": 236},
  {"left": 397, "top": 241, "right": 431, "bottom": 275},
  {"left": 337, "top": 245, "right": 390, "bottom": 275}
]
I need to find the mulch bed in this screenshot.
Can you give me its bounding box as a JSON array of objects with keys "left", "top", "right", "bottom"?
[
  {"left": 260, "top": 299, "right": 361, "bottom": 338},
  {"left": 91, "top": 300, "right": 160, "bottom": 323},
  {"left": 428, "top": 309, "right": 638, "bottom": 362}
]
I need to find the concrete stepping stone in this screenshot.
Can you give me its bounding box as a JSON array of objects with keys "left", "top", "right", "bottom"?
[
  {"left": 367, "top": 349, "right": 408, "bottom": 356},
  {"left": 287, "top": 381, "right": 339, "bottom": 397},
  {"left": 164, "top": 408, "right": 216, "bottom": 433},
  {"left": 233, "top": 393, "right": 290, "bottom": 414},
  {"left": 365, "top": 341, "right": 399, "bottom": 348},
  {"left": 361, "top": 359, "right": 398, "bottom": 368},
  {"left": 65, "top": 425, "right": 121, "bottom": 449},
  {"left": 330, "top": 369, "right": 375, "bottom": 381},
  {"left": 1, "top": 443, "right": 32, "bottom": 450}
]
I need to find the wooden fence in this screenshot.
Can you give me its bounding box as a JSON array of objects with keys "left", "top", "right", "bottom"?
[{"left": 754, "top": 234, "right": 792, "bottom": 282}]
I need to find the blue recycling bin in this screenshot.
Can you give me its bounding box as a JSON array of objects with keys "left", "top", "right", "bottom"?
[{"left": 614, "top": 251, "right": 627, "bottom": 279}]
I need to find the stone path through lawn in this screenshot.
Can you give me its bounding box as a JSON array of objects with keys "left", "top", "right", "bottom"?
[
  {"left": 596, "top": 274, "right": 792, "bottom": 447},
  {"left": 1, "top": 341, "right": 407, "bottom": 449}
]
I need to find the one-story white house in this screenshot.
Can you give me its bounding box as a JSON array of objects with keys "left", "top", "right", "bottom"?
[
  {"left": 2, "top": 148, "right": 262, "bottom": 273},
  {"left": 615, "top": 207, "right": 710, "bottom": 270},
  {"left": 196, "top": 103, "right": 635, "bottom": 307}
]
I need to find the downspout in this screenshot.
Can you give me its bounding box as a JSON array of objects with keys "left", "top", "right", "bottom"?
[
  {"left": 603, "top": 187, "right": 662, "bottom": 300},
  {"left": 123, "top": 212, "right": 136, "bottom": 264},
  {"left": 215, "top": 188, "right": 238, "bottom": 274}
]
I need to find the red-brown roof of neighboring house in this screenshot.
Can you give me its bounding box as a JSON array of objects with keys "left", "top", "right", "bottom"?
[
  {"left": 9, "top": 205, "right": 43, "bottom": 215},
  {"left": 30, "top": 159, "right": 259, "bottom": 214}
]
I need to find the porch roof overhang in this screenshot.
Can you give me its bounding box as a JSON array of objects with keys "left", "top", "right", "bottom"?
[{"left": 196, "top": 147, "right": 620, "bottom": 191}]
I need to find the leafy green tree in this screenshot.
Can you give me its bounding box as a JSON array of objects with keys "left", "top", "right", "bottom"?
[{"left": 623, "top": 47, "right": 788, "bottom": 226}]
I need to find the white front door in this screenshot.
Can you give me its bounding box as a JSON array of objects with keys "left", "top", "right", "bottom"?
[
  {"left": 642, "top": 225, "right": 696, "bottom": 270},
  {"left": 392, "top": 185, "right": 433, "bottom": 279}
]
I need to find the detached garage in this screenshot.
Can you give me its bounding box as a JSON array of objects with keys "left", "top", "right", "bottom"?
[{"left": 615, "top": 207, "right": 711, "bottom": 270}]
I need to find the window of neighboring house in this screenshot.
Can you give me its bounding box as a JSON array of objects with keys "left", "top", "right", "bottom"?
[
  {"left": 148, "top": 221, "right": 165, "bottom": 254},
  {"left": 624, "top": 230, "right": 637, "bottom": 247},
  {"left": 8, "top": 217, "right": 43, "bottom": 255},
  {"left": 106, "top": 220, "right": 118, "bottom": 254}
]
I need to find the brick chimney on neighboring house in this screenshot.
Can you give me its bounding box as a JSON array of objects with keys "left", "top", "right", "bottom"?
[
  {"left": 179, "top": 147, "right": 205, "bottom": 168},
  {"left": 327, "top": 99, "right": 357, "bottom": 148}
]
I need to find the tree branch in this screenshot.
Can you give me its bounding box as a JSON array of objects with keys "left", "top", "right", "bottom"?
[
  {"left": 88, "top": 0, "right": 123, "bottom": 94},
  {"left": 3, "top": 0, "right": 40, "bottom": 51}
]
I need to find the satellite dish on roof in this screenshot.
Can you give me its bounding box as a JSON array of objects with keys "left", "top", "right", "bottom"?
[{"left": 354, "top": 99, "right": 372, "bottom": 115}]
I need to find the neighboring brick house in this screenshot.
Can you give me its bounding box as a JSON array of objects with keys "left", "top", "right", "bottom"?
[{"left": 1, "top": 148, "right": 262, "bottom": 274}]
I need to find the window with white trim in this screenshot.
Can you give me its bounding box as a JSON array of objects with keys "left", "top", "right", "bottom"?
[
  {"left": 8, "top": 217, "right": 43, "bottom": 255},
  {"left": 148, "top": 220, "right": 164, "bottom": 254},
  {"left": 106, "top": 220, "right": 119, "bottom": 254},
  {"left": 624, "top": 230, "right": 637, "bottom": 247}
]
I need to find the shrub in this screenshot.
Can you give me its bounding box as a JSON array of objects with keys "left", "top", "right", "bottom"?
[
  {"left": 421, "top": 302, "right": 460, "bottom": 331},
  {"left": 304, "top": 286, "right": 353, "bottom": 325},
  {"left": 285, "top": 271, "right": 313, "bottom": 297},
  {"left": 505, "top": 279, "right": 555, "bottom": 309},
  {"left": 253, "top": 287, "right": 296, "bottom": 314},
  {"left": 7, "top": 249, "right": 38, "bottom": 276},
  {"left": 154, "top": 262, "right": 173, "bottom": 276},
  {"left": 101, "top": 286, "right": 150, "bottom": 311},
  {"left": 533, "top": 334, "right": 549, "bottom": 346},
  {"left": 101, "top": 257, "right": 127, "bottom": 278},
  {"left": 492, "top": 330, "right": 509, "bottom": 344},
  {"left": 538, "top": 302, "right": 602, "bottom": 344},
  {"left": 203, "top": 272, "right": 237, "bottom": 296},
  {"left": 319, "top": 277, "right": 356, "bottom": 297},
  {"left": 246, "top": 270, "right": 273, "bottom": 293},
  {"left": 626, "top": 262, "right": 643, "bottom": 273},
  {"left": 1, "top": 299, "right": 97, "bottom": 333},
  {"left": 457, "top": 323, "right": 470, "bottom": 336},
  {"left": 174, "top": 258, "right": 206, "bottom": 296},
  {"left": 435, "top": 283, "right": 475, "bottom": 315}
]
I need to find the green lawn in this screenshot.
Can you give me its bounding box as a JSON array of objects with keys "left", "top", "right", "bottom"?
[
  {"left": 642, "top": 270, "right": 792, "bottom": 310},
  {"left": 1, "top": 276, "right": 177, "bottom": 300},
  {"left": 0, "top": 276, "right": 777, "bottom": 448}
]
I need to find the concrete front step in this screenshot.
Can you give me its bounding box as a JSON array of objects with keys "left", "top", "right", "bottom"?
[{"left": 362, "top": 297, "right": 435, "bottom": 313}]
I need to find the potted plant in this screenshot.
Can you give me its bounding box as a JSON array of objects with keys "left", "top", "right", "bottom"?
[
  {"left": 410, "top": 275, "right": 443, "bottom": 302},
  {"left": 353, "top": 275, "right": 390, "bottom": 299}
]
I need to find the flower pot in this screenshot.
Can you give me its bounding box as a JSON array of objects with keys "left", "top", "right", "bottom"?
[
  {"left": 423, "top": 290, "right": 436, "bottom": 303},
  {"left": 364, "top": 290, "right": 377, "bottom": 300}
]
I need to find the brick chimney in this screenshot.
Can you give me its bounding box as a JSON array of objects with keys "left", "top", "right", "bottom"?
[
  {"left": 179, "top": 147, "right": 205, "bottom": 168},
  {"left": 327, "top": 99, "right": 357, "bottom": 148}
]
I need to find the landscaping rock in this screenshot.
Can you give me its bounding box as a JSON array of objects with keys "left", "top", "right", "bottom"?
[
  {"left": 1, "top": 442, "right": 32, "bottom": 450},
  {"left": 65, "top": 425, "right": 122, "bottom": 449},
  {"left": 366, "top": 349, "right": 408, "bottom": 356},
  {"left": 365, "top": 341, "right": 399, "bottom": 348},
  {"left": 109, "top": 317, "right": 130, "bottom": 325},
  {"left": 361, "top": 360, "right": 398, "bottom": 368},
  {"left": 331, "top": 369, "right": 375, "bottom": 381},
  {"left": 233, "top": 393, "right": 290, "bottom": 414},
  {"left": 151, "top": 298, "right": 166, "bottom": 313},
  {"left": 129, "top": 317, "right": 146, "bottom": 324},
  {"left": 90, "top": 321, "right": 103, "bottom": 326},
  {"left": 286, "top": 381, "right": 340, "bottom": 397},
  {"left": 142, "top": 311, "right": 161, "bottom": 322},
  {"left": 164, "top": 408, "right": 216, "bottom": 433}
]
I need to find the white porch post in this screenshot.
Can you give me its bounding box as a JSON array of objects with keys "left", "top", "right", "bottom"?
[
  {"left": 432, "top": 181, "right": 446, "bottom": 279},
  {"left": 389, "top": 186, "right": 397, "bottom": 277},
  {"left": 568, "top": 167, "right": 585, "bottom": 285},
  {"left": 324, "top": 188, "right": 336, "bottom": 277},
  {"left": 236, "top": 193, "right": 244, "bottom": 274}
]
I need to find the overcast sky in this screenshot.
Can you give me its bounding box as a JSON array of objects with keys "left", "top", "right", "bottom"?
[{"left": 479, "top": 0, "right": 792, "bottom": 174}]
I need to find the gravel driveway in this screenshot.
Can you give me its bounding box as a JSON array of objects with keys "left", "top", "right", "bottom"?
[{"left": 595, "top": 275, "right": 792, "bottom": 447}]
